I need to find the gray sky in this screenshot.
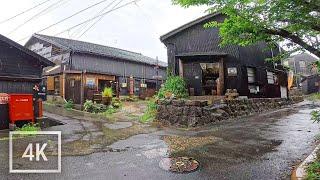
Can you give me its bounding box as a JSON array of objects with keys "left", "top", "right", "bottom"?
[{"left": 0, "top": 0, "right": 208, "bottom": 63}]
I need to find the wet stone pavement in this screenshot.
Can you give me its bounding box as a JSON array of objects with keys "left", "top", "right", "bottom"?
[{"left": 0, "top": 101, "right": 320, "bottom": 180}]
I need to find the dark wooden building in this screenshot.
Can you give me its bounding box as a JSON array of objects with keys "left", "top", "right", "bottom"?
[
  {"left": 0, "top": 34, "right": 54, "bottom": 93},
  {"left": 0, "top": 34, "right": 54, "bottom": 129},
  {"left": 160, "top": 13, "right": 288, "bottom": 98},
  {"left": 25, "top": 34, "right": 167, "bottom": 104}
]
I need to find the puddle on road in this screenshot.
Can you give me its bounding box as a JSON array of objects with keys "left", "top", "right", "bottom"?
[{"left": 37, "top": 117, "right": 64, "bottom": 128}]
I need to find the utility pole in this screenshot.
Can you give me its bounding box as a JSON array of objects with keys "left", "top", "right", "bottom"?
[{"left": 156, "top": 56, "right": 159, "bottom": 91}]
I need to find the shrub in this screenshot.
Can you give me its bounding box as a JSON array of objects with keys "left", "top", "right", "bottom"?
[
  {"left": 102, "top": 87, "right": 113, "bottom": 98},
  {"left": 112, "top": 98, "right": 122, "bottom": 109},
  {"left": 105, "top": 106, "right": 117, "bottom": 115},
  {"left": 83, "top": 100, "right": 107, "bottom": 113},
  {"left": 140, "top": 100, "right": 158, "bottom": 123},
  {"left": 157, "top": 76, "right": 188, "bottom": 99},
  {"left": 64, "top": 99, "right": 74, "bottom": 109}
]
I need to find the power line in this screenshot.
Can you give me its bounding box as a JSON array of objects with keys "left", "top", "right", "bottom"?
[
  {"left": 8, "top": 0, "right": 69, "bottom": 35},
  {"left": 17, "top": 0, "right": 118, "bottom": 42},
  {"left": 71, "top": 0, "right": 119, "bottom": 38},
  {"left": 54, "top": 0, "right": 141, "bottom": 37},
  {"left": 18, "top": 0, "right": 141, "bottom": 42},
  {"left": 0, "top": 0, "right": 53, "bottom": 25},
  {"left": 77, "top": 0, "right": 122, "bottom": 38}
]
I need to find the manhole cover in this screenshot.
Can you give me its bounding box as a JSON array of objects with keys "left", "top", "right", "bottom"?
[{"left": 159, "top": 157, "right": 199, "bottom": 173}]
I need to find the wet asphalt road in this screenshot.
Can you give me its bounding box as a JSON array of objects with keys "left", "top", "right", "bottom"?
[{"left": 1, "top": 101, "right": 320, "bottom": 180}]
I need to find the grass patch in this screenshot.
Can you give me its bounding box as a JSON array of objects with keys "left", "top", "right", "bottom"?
[
  {"left": 16, "top": 123, "right": 40, "bottom": 132},
  {"left": 307, "top": 93, "right": 320, "bottom": 101}
]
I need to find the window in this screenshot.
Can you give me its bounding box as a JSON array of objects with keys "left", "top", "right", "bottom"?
[
  {"left": 247, "top": 67, "right": 256, "bottom": 83},
  {"left": 299, "top": 61, "right": 306, "bottom": 68},
  {"left": 267, "top": 71, "right": 277, "bottom": 84}
]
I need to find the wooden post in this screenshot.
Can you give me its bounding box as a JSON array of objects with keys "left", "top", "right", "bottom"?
[
  {"left": 178, "top": 59, "right": 184, "bottom": 77},
  {"left": 129, "top": 76, "right": 134, "bottom": 97},
  {"left": 80, "top": 71, "right": 84, "bottom": 108},
  {"left": 62, "top": 73, "right": 66, "bottom": 99},
  {"left": 218, "top": 58, "right": 225, "bottom": 96}
]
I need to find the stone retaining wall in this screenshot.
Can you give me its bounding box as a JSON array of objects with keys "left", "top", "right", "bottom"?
[{"left": 156, "top": 96, "right": 304, "bottom": 127}]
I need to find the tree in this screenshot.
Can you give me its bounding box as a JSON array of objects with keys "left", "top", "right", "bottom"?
[{"left": 172, "top": 0, "right": 320, "bottom": 60}]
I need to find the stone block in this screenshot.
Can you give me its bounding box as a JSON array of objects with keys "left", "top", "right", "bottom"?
[{"left": 172, "top": 99, "right": 185, "bottom": 106}]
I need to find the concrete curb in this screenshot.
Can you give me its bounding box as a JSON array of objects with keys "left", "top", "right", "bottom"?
[{"left": 293, "top": 143, "right": 320, "bottom": 179}]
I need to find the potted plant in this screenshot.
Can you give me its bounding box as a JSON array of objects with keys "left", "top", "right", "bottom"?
[{"left": 102, "top": 87, "right": 113, "bottom": 105}]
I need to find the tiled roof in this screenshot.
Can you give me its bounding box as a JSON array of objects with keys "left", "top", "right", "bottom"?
[{"left": 33, "top": 34, "right": 167, "bottom": 67}]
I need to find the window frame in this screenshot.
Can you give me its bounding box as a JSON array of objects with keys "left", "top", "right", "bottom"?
[{"left": 247, "top": 67, "right": 256, "bottom": 84}]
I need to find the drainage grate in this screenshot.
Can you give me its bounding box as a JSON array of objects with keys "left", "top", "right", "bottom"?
[{"left": 159, "top": 157, "right": 199, "bottom": 173}]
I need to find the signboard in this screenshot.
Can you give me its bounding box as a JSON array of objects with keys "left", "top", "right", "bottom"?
[
  {"left": 86, "top": 78, "right": 96, "bottom": 86},
  {"left": 140, "top": 83, "right": 147, "bottom": 88},
  {"left": 0, "top": 93, "right": 9, "bottom": 104},
  {"left": 227, "top": 67, "right": 237, "bottom": 76},
  {"left": 33, "top": 85, "right": 47, "bottom": 101},
  {"left": 129, "top": 76, "right": 134, "bottom": 96}
]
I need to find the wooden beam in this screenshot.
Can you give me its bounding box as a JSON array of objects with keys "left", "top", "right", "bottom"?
[{"left": 218, "top": 58, "right": 225, "bottom": 96}]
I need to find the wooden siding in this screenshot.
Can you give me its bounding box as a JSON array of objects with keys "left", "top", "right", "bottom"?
[
  {"left": 71, "top": 53, "right": 166, "bottom": 80},
  {"left": 0, "top": 81, "right": 36, "bottom": 94},
  {"left": 0, "top": 42, "right": 42, "bottom": 78}
]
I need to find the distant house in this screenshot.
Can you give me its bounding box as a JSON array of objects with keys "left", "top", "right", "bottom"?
[
  {"left": 25, "top": 34, "right": 167, "bottom": 104},
  {"left": 284, "top": 53, "right": 319, "bottom": 88},
  {"left": 160, "top": 13, "right": 288, "bottom": 98},
  {"left": 301, "top": 75, "right": 320, "bottom": 94}
]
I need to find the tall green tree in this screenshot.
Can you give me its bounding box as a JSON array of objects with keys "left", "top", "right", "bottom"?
[{"left": 172, "top": 0, "right": 320, "bottom": 60}]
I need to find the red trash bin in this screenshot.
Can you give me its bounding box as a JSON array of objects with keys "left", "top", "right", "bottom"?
[{"left": 8, "top": 94, "right": 34, "bottom": 124}]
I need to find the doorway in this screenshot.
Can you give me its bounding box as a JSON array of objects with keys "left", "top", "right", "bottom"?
[
  {"left": 200, "top": 63, "right": 220, "bottom": 95},
  {"left": 98, "top": 80, "right": 111, "bottom": 92}
]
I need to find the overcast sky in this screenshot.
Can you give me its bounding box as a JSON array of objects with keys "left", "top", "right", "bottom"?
[{"left": 0, "top": 0, "right": 208, "bottom": 63}]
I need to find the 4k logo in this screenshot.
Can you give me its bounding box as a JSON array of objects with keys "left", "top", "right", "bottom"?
[
  {"left": 22, "top": 143, "right": 48, "bottom": 161},
  {"left": 9, "top": 131, "right": 61, "bottom": 173}
]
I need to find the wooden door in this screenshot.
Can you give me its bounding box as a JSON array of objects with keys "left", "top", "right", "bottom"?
[{"left": 65, "top": 78, "right": 81, "bottom": 104}]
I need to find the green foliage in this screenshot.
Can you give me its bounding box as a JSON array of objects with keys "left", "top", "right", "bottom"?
[
  {"left": 105, "top": 106, "right": 117, "bottom": 115},
  {"left": 172, "top": 0, "right": 320, "bottom": 60},
  {"left": 157, "top": 76, "right": 188, "bottom": 99},
  {"left": 140, "top": 100, "right": 158, "bottom": 123},
  {"left": 306, "top": 154, "right": 320, "bottom": 180},
  {"left": 307, "top": 93, "right": 320, "bottom": 101},
  {"left": 64, "top": 99, "right": 74, "bottom": 110},
  {"left": 83, "top": 100, "right": 107, "bottom": 113},
  {"left": 311, "top": 110, "right": 320, "bottom": 123},
  {"left": 111, "top": 98, "right": 122, "bottom": 108},
  {"left": 16, "top": 123, "right": 40, "bottom": 132},
  {"left": 102, "top": 87, "right": 113, "bottom": 98}
]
